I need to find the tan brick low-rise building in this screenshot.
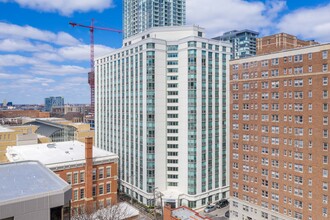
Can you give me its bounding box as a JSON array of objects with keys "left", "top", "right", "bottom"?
[
  {"left": 0, "top": 125, "right": 50, "bottom": 162},
  {"left": 230, "top": 42, "right": 329, "bottom": 219},
  {"left": 6, "top": 138, "right": 118, "bottom": 214}
]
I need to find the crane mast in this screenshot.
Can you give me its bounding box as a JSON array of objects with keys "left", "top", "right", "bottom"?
[{"left": 69, "top": 19, "right": 122, "bottom": 122}]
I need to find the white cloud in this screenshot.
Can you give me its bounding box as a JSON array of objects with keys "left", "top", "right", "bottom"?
[
  {"left": 33, "top": 52, "right": 63, "bottom": 61},
  {"left": 0, "top": 38, "right": 54, "bottom": 52},
  {"left": 277, "top": 3, "right": 330, "bottom": 42},
  {"left": 58, "top": 44, "right": 115, "bottom": 61},
  {"left": 31, "top": 63, "right": 89, "bottom": 76},
  {"left": 0, "top": 54, "right": 40, "bottom": 66},
  {"left": 186, "top": 0, "right": 286, "bottom": 37},
  {"left": 16, "top": 77, "right": 55, "bottom": 84},
  {"left": 0, "top": 0, "right": 114, "bottom": 16},
  {"left": 0, "top": 22, "right": 80, "bottom": 46},
  {"left": 0, "top": 73, "right": 30, "bottom": 79}
]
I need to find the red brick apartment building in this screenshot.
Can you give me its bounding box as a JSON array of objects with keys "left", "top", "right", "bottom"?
[
  {"left": 6, "top": 137, "right": 118, "bottom": 214},
  {"left": 229, "top": 41, "right": 330, "bottom": 220},
  {"left": 257, "top": 33, "right": 318, "bottom": 55}
]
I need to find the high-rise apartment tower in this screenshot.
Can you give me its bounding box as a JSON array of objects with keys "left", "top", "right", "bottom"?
[
  {"left": 123, "top": 0, "right": 186, "bottom": 39},
  {"left": 95, "top": 26, "right": 231, "bottom": 208},
  {"left": 230, "top": 41, "right": 330, "bottom": 219},
  {"left": 213, "top": 30, "right": 259, "bottom": 60}
]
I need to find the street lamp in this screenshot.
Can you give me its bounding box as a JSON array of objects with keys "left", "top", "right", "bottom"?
[
  {"left": 128, "top": 174, "right": 135, "bottom": 204},
  {"left": 153, "top": 187, "right": 158, "bottom": 220}
]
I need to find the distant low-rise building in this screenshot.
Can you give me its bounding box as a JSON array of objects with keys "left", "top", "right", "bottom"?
[
  {"left": 0, "top": 109, "right": 50, "bottom": 118},
  {"left": 25, "top": 119, "right": 77, "bottom": 142},
  {"left": 0, "top": 160, "right": 71, "bottom": 220},
  {"left": 6, "top": 138, "right": 118, "bottom": 214}
]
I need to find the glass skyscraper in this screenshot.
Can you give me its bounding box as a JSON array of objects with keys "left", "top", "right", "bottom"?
[
  {"left": 45, "top": 96, "right": 64, "bottom": 112},
  {"left": 123, "top": 0, "right": 186, "bottom": 39}
]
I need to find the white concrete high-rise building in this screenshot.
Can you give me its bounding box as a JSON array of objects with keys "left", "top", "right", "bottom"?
[
  {"left": 123, "top": 0, "right": 186, "bottom": 39},
  {"left": 95, "top": 26, "right": 231, "bottom": 208}
]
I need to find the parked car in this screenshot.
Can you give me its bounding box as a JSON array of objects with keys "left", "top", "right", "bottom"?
[
  {"left": 225, "top": 210, "right": 230, "bottom": 218},
  {"left": 204, "top": 204, "right": 216, "bottom": 213},
  {"left": 216, "top": 199, "right": 229, "bottom": 209}
]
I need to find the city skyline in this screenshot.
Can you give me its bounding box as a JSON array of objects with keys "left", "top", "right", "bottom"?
[{"left": 0, "top": 0, "right": 330, "bottom": 104}]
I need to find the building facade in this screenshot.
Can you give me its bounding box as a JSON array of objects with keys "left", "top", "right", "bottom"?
[
  {"left": 45, "top": 96, "right": 64, "bottom": 112},
  {"left": 6, "top": 138, "right": 118, "bottom": 213},
  {"left": 95, "top": 26, "right": 231, "bottom": 208},
  {"left": 213, "top": 30, "right": 258, "bottom": 60},
  {"left": 229, "top": 43, "right": 330, "bottom": 219},
  {"left": 257, "top": 33, "right": 318, "bottom": 55},
  {"left": 123, "top": 0, "right": 186, "bottom": 39},
  {"left": 0, "top": 161, "right": 71, "bottom": 220}
]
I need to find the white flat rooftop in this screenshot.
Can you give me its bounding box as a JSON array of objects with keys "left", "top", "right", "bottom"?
[
  {"left": 0, "top": 161, "right": 70, "bottom": 204},
  {"left": 6, "top": 141, "right": 118, "bottom": 166},
  {"left": 0, "top": 125, "right": 14, "bottom": 133}
]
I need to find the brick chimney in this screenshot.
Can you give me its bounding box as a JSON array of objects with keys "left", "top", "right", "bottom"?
[{"left": 85, "top": 137, "right": 93, "bottom": 212}]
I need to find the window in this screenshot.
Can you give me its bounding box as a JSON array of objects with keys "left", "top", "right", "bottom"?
[
  {"left": 323, "top": 169, "right": 328, "bottom": 178},
  {"left": 80, "top": 171, "right": 85, "bottom": 183},
  {"left": 323, "top": 77, "right": 328, "bottom": 85},
  {"left": 308, "top": 53, "right": 312, "bottom": 59},
  {"left": 294, "top": 54, "right": 303, "bottom": 62},
  {"left": 73, "top": 189, "right": 78, "bottom": 201},
  {"left": 106, "top": 167, "right": 111, "bottom": 177},
  {"left": 92, "top": 185, "right": 96, "bottom": 196},
  {"left": 80, "top": 188, "right": 85, "bottom": 199},
  {"left": 106, "top": 182, "right": 111, "bottom": 193},
  {"left": 294, "top": 79, "right": 303, "bottom": 87},
  {"left": 66, "top": 173, "right": 72, "bottom": 184},
  {"left": 73, "top": 172, "right": 78, "bottom": 184},
  {"left": 323, "top": 50, "right": 328, "bottom": 59},
  {"left": 323, "top": 90, "right": 328, "bottom": 98},
  {"left": 323, "top": 64, "right": 328, "bottom": 72},
  {"left": 99, "top": 184, "right": 104, "bottom": 195},
  {"left": 92, "top": 169, "right": 96, "bottom": 180}
]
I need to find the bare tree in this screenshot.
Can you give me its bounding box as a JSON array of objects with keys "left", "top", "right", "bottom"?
[{"left": 72, "top": 202, "right": 137, "bottom": 220}]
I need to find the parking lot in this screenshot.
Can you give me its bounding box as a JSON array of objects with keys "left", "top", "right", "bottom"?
[{"left": 198, "top": 206, "right": 230, "bottom": 220}]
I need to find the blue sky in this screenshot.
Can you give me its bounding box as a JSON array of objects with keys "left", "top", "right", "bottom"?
[{"left": 1, "top": 0, "right": 330, "bottom": 104}]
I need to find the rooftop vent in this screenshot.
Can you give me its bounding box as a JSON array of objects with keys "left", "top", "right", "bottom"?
[{"left": 47, "top": 143, "right": 56, "bottom": 148}]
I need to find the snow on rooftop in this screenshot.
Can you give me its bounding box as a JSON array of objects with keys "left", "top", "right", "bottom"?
[
  {"left": 6, "top": 141, "right": 117, "bottom": 166},
  {"left": 0, "top": 161, "right": 70, "bottom": 204},
  {"left": 0, "top": 125, "right": 14, "bottom": 133},
  {"left": 93, "top": 202, "right": 139, "bottom": 219},
  {"left": 172, "top": 207, "right": 207, "bottom": 220}
]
